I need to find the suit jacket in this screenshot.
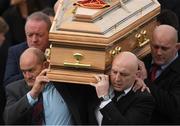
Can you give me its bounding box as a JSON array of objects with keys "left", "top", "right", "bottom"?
[
  {"left": 4, "top": 80, "right": 84, "bottom": 125},
  {"left": 0, "top": 84, "right": 6, "bottom": 124},
  {"left": 143, "top": 54, "right": 180, "bottom": 124},
  {"left": 88, "top": 89, "right": 155, "bottom": 125},
  {"left": 0, "top": 42, "right": 9, "bottom": 85},
  {"left": 0, "top": 0, "right": 9, "bottom": 15},
  {"left": 3, "top": 42, "right": 28, "bottom": 86},
  {"left": 157, "top": 0, "right": 180, "bottom": 40}
]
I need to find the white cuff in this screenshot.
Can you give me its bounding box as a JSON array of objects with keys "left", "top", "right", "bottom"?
[
  {"left": 99, "top": 99, "right": 112, "bottom": 109},
  {"left": 27, "top": 92, "right": 38, "bottom": 106}
]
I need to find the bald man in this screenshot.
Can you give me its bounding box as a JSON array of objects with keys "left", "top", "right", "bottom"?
[
  {"left": 4, "top": 47, "right": 83, "bottom": 125},
  {"left": 88, "top": 51, "right": 155, "bottom": 125},
  {"left": 141, "top": 25, "right": 180, "bottom": 124}
]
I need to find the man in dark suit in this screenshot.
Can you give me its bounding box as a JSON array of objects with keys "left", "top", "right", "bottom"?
[
  {"left": 0, "top": 17, "right": 9, "bottom": 125},
  {"left": 88, "top": 51, "right": 155, "bottom": 125},
  {"left": 141, "top": 25, "right": 180, "bottom": 124},
  {"left": 0, "top": 83, "right": 6, "bottom": 124},
  {"left": 0, "top": 17, "right": 9, "bottom": 84},
  {"left": 3, "top": 11, "right": 51, "bottom": 86},
  {"left": 4, "top": 47, "right": 83, "bottom": 125}
]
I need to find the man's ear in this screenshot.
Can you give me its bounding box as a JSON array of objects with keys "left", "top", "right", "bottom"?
[
  {"left": 136, "top": 70, "right": 141, "bottom": 78},
  {"left": 43, "top": 61, "right": 49, "bottom": 68},
  {"left": 176, "top": 43, "right": 180, "bottom": 50}
]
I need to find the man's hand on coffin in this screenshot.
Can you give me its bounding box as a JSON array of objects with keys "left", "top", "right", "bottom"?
[
  {"left": 91, "top": 74, "right": 109, "bottom": 98},
  {"left": 29, "top": 69, "right": 50, "bottom": 99}
]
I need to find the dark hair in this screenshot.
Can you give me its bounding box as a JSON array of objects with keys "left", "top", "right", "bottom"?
[
  {"left": 157, "top": 9, "right": 179, "bottom": 30},
  {"left": 26, "top": 0, "right": 49, "bottom": 15},
  {"left": 26, "top": 11, "right": 52, "bottom": 31},
  {"left": 42, "top": 7, "right": 55, "bottom": 17},
  {"left": 0, "top": 17, "right": 9, "bottom": 33}
]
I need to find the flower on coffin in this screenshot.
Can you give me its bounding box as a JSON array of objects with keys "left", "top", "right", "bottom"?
[{"left": 74, "top": 0, "right": 110, "bottom": 9}]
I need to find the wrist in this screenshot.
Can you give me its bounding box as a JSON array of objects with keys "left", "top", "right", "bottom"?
[
  {"left": 99, "top": 95, "right": 110, "bottom": 102},
  {"left": 29, "top": 90, "right": 39, "bottom": 99}
]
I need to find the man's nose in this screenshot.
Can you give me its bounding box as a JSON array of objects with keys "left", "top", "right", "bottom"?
[
  {"left": 156, "top": 48, "right": 162, "bottom": 55},
  {"left": 32, "top": 35, "right": 38, "bottom": 42},
  {"left": 115, "top": 73, "right": 121, "bottom": 81}
]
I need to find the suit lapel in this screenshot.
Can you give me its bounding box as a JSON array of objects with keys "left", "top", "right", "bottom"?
[
  {"left": 116, "top": 90, "right": 134, "bottom": 110},
  {"left": 153, "top": 56, "right": 180, "bottom": 85},
  {"left": 144, "top": 55, "right": 180, "bottom": 86},
  {"left": 20, "top": 79, "right": 31, "bottom": 97}
]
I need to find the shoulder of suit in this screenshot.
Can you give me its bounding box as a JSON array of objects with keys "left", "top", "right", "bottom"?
[
  {"left": 8, "top": 42, "right": 28, "bottom": 57},
  {"left": 6, "top": 79, "right": 26, "bottom": 90},
  {"left": 9, "top": 42, "right": 27, "bottom": 51},
  {"left": 134, "top": 89, "right": 153, "bottom": 98},
  {"left": 169, "top": 56, "right": 180, "bottom": 74},
  {"left": 142, "top": 54, "right": 152, "bottom": 62}
]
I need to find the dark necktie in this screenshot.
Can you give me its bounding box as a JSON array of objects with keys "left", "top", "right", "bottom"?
[
  {"left": 32, "top": 93, "right": 44, "bottom": 125},
  {"left": 112, "top": 90, "right": 125, "bottom": 102},
  {"left": 150, "top": 64, "right": 161, "bottom": 81}
]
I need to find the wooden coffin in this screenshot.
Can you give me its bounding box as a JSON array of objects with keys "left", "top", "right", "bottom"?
[{"left": 46, "top": 0, "right": 160, "bottom": 84}]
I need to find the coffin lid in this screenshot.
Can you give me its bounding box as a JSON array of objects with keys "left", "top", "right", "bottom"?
[{"left": 49, "top": 0, "right": 160, "bottom": 47}]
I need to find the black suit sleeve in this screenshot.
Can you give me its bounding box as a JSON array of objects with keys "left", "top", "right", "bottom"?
[
  {"left": 147, "top": 75, "right": 180, "bottom": 122},
  {"left": 3, "top": 46, "right": 23, "bottom": 86},
  {"left": 0, "top": 84, "right": 6, "bottom": 124},
  {"left": 4, "top": 83, "right": 32, "bottom": 124},
  {"left": 100, "top": 92, "right": 154, "bottom": 124}
]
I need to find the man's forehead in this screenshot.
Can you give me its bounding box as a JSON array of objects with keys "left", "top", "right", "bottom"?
[
  {"left": 112, "top": 64, "right": 128, "bottom": 71},
  {"left": 152, "top": 40, "right": 174, "bottom": 48}
]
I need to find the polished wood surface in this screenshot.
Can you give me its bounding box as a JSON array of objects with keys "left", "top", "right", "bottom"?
[{"left": 47, "top": 0, "right": 160, "bottom": 84}]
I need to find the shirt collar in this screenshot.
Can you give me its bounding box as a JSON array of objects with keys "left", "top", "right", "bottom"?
[
  {"left": 152, "top": 53, "right": 178, "bottom": 70},
  {"left": 124, "top": 85, "right": 133, "bottom": 94},
  {"left": 109, "top": 85, "right": 133, "bottom": 98}
]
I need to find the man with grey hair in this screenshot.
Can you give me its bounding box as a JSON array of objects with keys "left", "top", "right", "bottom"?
[
  {"left": 4, "top": 47, "right": 83, "bottom": 125},
  {"left": 3, "top": 11, "right": 51, "bottom": 86}
]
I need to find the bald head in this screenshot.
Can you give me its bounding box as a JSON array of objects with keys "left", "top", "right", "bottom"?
[
  {"left": 110, "top": 52, "right": 139, "bottom": 91},
  {"left": 112, "top": 51, "right": 139, "bottom": 72},
  {"left": 153, "top": 25, "right": 178, "bottom": 44},
  {"left": 20, "top": 47, "right": 47, "bottom": 86},
  {"left": 20, "top": 47, "right": 46, "bottom": 66},
  {"left": 151, "top": 25, "right": 179, "bottom": 65}
]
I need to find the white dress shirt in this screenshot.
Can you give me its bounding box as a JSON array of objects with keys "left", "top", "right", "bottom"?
[
  {"left": 27, "top": 83, "right": 73, "bottom": 125},
  {"left": 95, "top": 85, "right": 133, "bottom": 125}
]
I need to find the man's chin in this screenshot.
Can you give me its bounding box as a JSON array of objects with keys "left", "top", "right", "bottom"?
[
  {"left": 154, "top": 59, "right": 165, "bottom": 65},
  {"left": 155, "top": 62, "right": 164, "bottom": 66},
  {"left": 27, "top": 82, "right": 34, "bottom": 87},
  {"left": 113, "top": 86, "right": 123, "bottom": 91}
]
